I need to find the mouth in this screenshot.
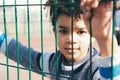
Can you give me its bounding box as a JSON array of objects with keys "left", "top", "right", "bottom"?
[{"left": 64, "top": 47, "right": 80, "bottom": 53}]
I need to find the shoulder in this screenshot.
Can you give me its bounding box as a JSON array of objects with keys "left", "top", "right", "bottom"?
[
  {"left": 88, "top": 47, "right": 100, "bottom": 57},
  {"left": 39, "top": 51, "right": 62, "bottom": 74}
]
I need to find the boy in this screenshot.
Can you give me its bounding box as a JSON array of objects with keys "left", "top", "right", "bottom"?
[{"left": 0, "top": 0, "right": 120, "bottom": 80}]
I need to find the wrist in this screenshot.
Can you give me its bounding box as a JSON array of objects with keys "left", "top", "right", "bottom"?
[
  {"left": 96, "top": 36, "right": 119, "bottom": 57},
  {"left": 0, "top": 32, "right": 12, "bottom": 54},
  {"left": 0, "top": 33, "right": 5, "bottom": 48}
]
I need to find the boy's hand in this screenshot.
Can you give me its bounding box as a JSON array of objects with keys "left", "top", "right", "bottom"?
[
  {"left": 80, "top": 0, "right": 100, "bottom": 9},
  {"left": 91, "top": 2, "right": 113, "bottom": 40},
  {"left": 82, "top": 1, "right": 119, "bottom": 56},
  {"left": 82, "top": 1, "right": 113, "bottom": 40}
]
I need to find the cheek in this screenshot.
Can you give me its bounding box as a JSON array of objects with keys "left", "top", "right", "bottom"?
[
  {"left": 80, "top": 35, "right": 90, "bottom": 46},
  {"left": 58, "top": 37, "right": 64, "bottom": 48},
  {"left": 58, "top": 41, "right": 62, "bottom": 48},
  {"left": 58, "top": 41, "right": 65, "bottom": 54},
  {"left": 58, "top": 34, "right": 66, "bottom": 44}
]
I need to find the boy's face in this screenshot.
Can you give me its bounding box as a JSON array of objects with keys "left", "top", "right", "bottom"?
[{"left": 55, "top": 14, "right": 90, "bottom": 63}]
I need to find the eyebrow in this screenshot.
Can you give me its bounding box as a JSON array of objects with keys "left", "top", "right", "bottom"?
[
  {"left": 74, "top": 27, "right": 86, "bottom": 30},
  {"left": 58, "top": 25, "right": 68, "bottom": 29},
  {"left": 58, "top": 25, "right": 87, "bottom": 30}
]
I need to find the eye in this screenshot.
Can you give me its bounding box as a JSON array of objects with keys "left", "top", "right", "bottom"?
[
  {"left": 77, "top": 31, "right": 86, "bottom": 35},
  {"left": 59, "top": 29, "right": 68, "bottom": 34}
]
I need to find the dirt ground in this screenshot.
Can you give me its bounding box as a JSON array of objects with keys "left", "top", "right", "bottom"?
[{"left": 0, "top": 35, "right": 99, "bottom": 80}]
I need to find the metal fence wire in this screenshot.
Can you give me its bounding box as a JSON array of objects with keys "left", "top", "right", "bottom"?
[{"left": 0, "top": 0, "right": 118, "bottom": 80}]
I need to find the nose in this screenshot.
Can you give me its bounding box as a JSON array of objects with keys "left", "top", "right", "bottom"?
[{"left": 66, "top": 33, "right": 78, "bottom": 44}]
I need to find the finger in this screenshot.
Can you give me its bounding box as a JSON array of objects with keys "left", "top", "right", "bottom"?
[
  {"left": 99, "top": 2, "right": 113, "bottom": 13},
  {"left": 92, "top": 0, "right": 99, "bottom": 8},
  {"left": 83, "top": 10, "right": 91, "bottom": 22},
  {"left": 93, "top": 2, "right": 113, "bottom": 15},
  {"left": 80, "top": 0, "right": 87, "bottom": 6},
  {"left": 80, "top": 0, "right": 93, "bottom": 14}
]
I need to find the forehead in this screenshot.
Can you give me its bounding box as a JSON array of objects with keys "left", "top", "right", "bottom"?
[{"left": 58, "top": 14, "right": 87, "bottom": 29}]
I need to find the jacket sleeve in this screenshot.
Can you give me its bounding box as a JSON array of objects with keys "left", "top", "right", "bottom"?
[
  {"left": 0, "top": 32, "right": 41, "bottom": 74},
  {"left": 93, "top": 48, "right": 120, "bottom": 80}
]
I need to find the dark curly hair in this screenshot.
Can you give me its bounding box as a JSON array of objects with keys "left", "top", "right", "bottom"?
[{"left": 45, "top": 0, "right": 86, "bottom": 26}]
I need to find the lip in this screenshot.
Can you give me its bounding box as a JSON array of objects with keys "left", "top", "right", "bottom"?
[
  {"left": 64, "top": 47, "right": 80, "bottom": 52},
  {"left": 65, "top": 48, "right": 80, "bottom": 50}
]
